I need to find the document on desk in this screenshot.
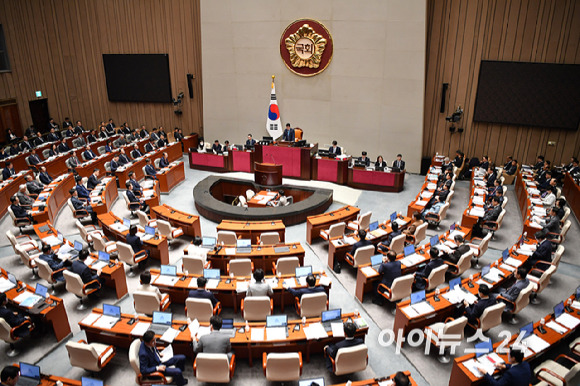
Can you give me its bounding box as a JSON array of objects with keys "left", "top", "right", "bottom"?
[
  {"left": 225, "top": 248, "right": 236, "bottom": 255},
  {"left": 331, "top": 322, "right": 345, "bottom": 337},
  {"left": 411, "top": 301, "right": 435, "bottom": 316},
  {"left": 469, "top": 207, "right": 485, "bottom": 217},
  {"left": 401, "top": 305, "right": 418, "bottom": 318},
  {"left": 318, "top": 276, "right": 331, "bottom": 287},
  {"left": 532, "top": 207, "right": 547, "bottom": 216},
  {"left": 462, "top": 359, "right": 485, "bottom": 378},
  {"left": 266, "top": 327, "right": 287, "bottom": 341},
  {"left": 42, "top": 235, "right": 62, "bottom": 247},
  {"left": 236, "top": 281, "right": 249, "bottom": 293},
  {"left": 483, "top": 268, "right": 503, "bottom": 283},
  {"left": 515, "top": 249, "right": 533, "bottom": 256},
  {"left": 0, "top": 277, "right": 16, "bottom": 293},
  {"left": 546, "top": 321, "right": 568, "bottom": 334},
  {"left": 343, "top": 236, "right": 356, "bottom": 245},
  {"left": 555, "top": 313, "right": 580, "bottom": 329},
  {"left": 395, "top": 218, "right": 408, "bottom": 227},
  {"left": 14, "top": 291, "right": 38, "bottom": 305},
  {"left": 572, "top": 301, "right": 580, "bottom": 310},
  {"left": 427, "top": 183, "right": 437, "bottom": 190},
  {"left": 93, "top": 316, "right": 118, "bottom": 330},
  {"left": 504, "top": 257, "right": 523, "bottom": 268},
  {"left": 143, "top": 190, "right": 155, "bottom": 198},
  {"left": 304, "top": 323, "right": 328, "bottom": 340},
  {"left": 141, "top": 180, "right": 154, "bottom": 188},
  {"left": 361, "top": 266, "right": 378, "bottom": 277},
  {"left": 400, "top": 254, "right": 425, "bottom": 267},
  {"left": 448, "top": 230, "right": 466, "bottom": 238},
  {"left": 420, "top": 191, "right": 433, "bottom": 199},
  {"left": 160, "top": 327, "right": 179, "bottom": 343},
  {"left": 110, "top": 223, "right": 129, "bottom": 233},
  {"left": 206, "top": 279, "right": 219, "bottom": 289},
  {"left": 131, "top": 322, "right": 151, "bottom": 336},
  {"left": 499, "top": 264, "right": 516, "bottom": 273},
  {"left": 530, "top": 198, "right": 542, "bottom": 205},
  {"left": 370, "top": 228, "right": 387, "bottom": 237},
  {"left": 81, "top": 313, "right": 101, "bottom": 326},
  {"left": 415, "top": 200, "right": 428, "bottom": 207},
  {"left": 527, "top": 188, "right": 540, "bottom": 195},
  {"left": 523, "top": 334, "right": 550, "bottom": 353},
  {"left": 472, "top": 196, "right": 485, "bottom": 206},
  {"left": 283, "top": 278, "right": 297, "bottom": 288},
  {"left": 251, "top": 327, "right": 264, "bottom": 341},
  {"left": 187, "top": 319, "right": 200, "bottom": 338},
  {"left": 154, "top": 275, "right": 179, "bottom": 286}
]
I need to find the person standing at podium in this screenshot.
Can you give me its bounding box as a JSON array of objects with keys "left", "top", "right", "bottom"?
[
  {"left": 282, "top": 123, "right": 295, "bottom": 141},
  {"left": 328, "top": 140, "right": 341, "bottom": 155}
]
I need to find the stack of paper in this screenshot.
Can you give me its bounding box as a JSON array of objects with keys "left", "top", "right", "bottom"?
[
  {"left": 522, "top": 334, "right": 550, "bottom": 353},
  {"left": 283, "top": 278, "right": 297, "bottom": 288},
  {"left": 361, "top": 267, "right": 378, "bottom": 277},
  {"left": 0, "top": 277, "right": 16, "bottom": 293},
  {"left": 483, "top": 267, "right": 503, "bottom": 283},
  {"left": 546, "top": 321, "right": 567, "bottom": 334},
  {"left": 250, "top": 328, "right": 264, "bottom": 341},
  {"left": 556, "top": 313, "right": 580, "bottom": 329},
  {"left": 236, "top": 281, "right": 249, "bottom": 293},
  {"left": 331, "top": 323, "right": 345, "bottom": 337},
  {"left": 42, "top": 235, "right": 62, "bottom": 247},
  {"left": 470, "top": 207, "right": 485, "bottom": 217},
  {"left": 399, "top": 254, "right": 425, "bottom": 267},
  {"left": 411, "top": 301, "right": 434, "bottom": 315},
  {"left": 303, "top": 323, "right": 328, "bottom": 340},
  {"left": 81, "top": 313, "right": 101, "bottom": 326},
  {"left": 131, "top": 322, "right": 151, "bottom": 336},
  {"left": 160, "top": 328, "right": 180, "bottom": 343},
  {"left": 206, "top": 279, "right": 219, "bottom": 289},
  {"left": 143, "top": 190, "right": 155, "bottom": 198},
  {"left": 318, "top": 276, "right": 331, "bottom": 286},
  {"left": 15, "top": 291, "right": 41, "bottom": 307},
  {"left": 427, "top": 183, "right": 437, "bottom": 190},
  {"left": 504, "top": 257, "right": 523, "bottom": 267},
  {"left": 415, "top": 200, "right": 428, "bottom": 207},
  {"left": 472, "top": 196, "right": 485, "bottom": 205},
  {"left": 343, "top": 236, "right": 356, "bottom": 245},
  {"left": 155, "top": 275, "right": 179, "bottom": 286},
  {"left": 266, "top": 327, "right": 287, "bottom": 341}
]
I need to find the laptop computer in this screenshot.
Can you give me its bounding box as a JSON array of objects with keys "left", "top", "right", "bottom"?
[
  {"left": 91, "top": 251, "right": 110, "bottom": 270},
  {"left": 236, "top": 239, "right": 252, "bottom": 254},
  {"left": 81, "top": 377, "right": 104, "bottom": 386},
  {"left": 554, "top": 301, "right": 565, "bottom": 318},
  {"left": 99, "top": 303, "right": 121, "bottom": 328},
  {"left": 390, "top": 212, "right": 397, "bottom": 223},
  {"left": 201, "top": 236, "right": 216, "bottom": 249},
  {"left": 149, "top": 311, "right": 173, "bottom": 335},
  {"left": 450, "top": 223, "right": 456, "bottom": 231},
  {"left": 481, "top": 265, "right": 494, "bottom": 283},
  {"left": 475, "top": 339, "right": 493, "bottom": 357},
  {"left": 430, "top": 235, "right": 439, "bottom": 247},
  {"left": 17, "top": 362, "right": 41, "bottom": 386},
  {"left": 404, "top": 244, "right": 415, "bottom": 256},
  {"left": 123, "top": 217, "right": 131, "bottom": 228},
  {"left": 35, "top": 283, "right": 48, "bottom": 299},
  {"left": 368, "top": 221, "right": 379, "bottom": 231},
  {"left": 142, "top": 225, "right": 156, "bottom": 240},
  {"left": 321, "top": 308, "right": 342, "bottom": 332},
  {"left": 219, "top": 318, "right": 236, "bottom": 338},
  {"left": 502, "top": 249, "right": 509, "bottom": 260},
  {"left": 519, "top": 322, "right": 534, "bottom": 339},
  {"left": 449, "top": 277, "right": 462, "bottom": 290},
  {"left": 295, "top": 266, "right": 313, "bottom": 286},
  {"left": 299, "top": 378, "right": 325, "bottom": 386},
  {"left": 204, "top": 268, "right": 221, "bottom": 280},
  {"left": 371, "top": 254, "right": 383, "bottom": 271},
  {"left": 576, "top": 285, "right": 580, "bottom": 300},
  {"left": 266, "top": 314, "right": 288, "bottom": 337},
  {"left": 411, "top": 290, "right": 426, "bottom": 305},
  {"left": 160, "top": 265, "right": 177, "bottom": 277},
  {"left": 68, "top": 240, "right": 83, "bottom": 258}
]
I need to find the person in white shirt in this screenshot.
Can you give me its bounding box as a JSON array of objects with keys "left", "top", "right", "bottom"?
[
  {"left": 136, "top": 271, "right": 169, "bottom": 306},
  {"left": 187, "top": 236, "right": 208, "bottom": 263}
]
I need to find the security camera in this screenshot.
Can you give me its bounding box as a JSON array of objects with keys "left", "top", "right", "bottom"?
[
  {"left": 446, "top": 106, "right": 463, "bottom": 122},
  {"left": 178, "top": 92, "right": 184, "bottom": 99}
]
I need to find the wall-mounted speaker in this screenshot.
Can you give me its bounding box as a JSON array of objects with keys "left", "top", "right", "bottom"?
[
  {"left": 187, "top": 74, "right": 194, "bottom": 98},
  {"left": 440, "top": 83, "right": 448, "bottom": 113}
]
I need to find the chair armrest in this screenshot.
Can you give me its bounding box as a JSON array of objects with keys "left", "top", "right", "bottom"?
[
  {"left": 271, "top": 262, "right": 277, "bottom": 275},
  {"left": 213, "top": 302, "right": 222, "bottom": 315},
  {"left": 497, "top": 295, "right": 515, "bottom": 308},
  {"left": 270, "top": 298, "right": 273, "bottom": 312},
  {"left": 444, "top": 317, "right": 455, "bottom": 323},
  {"left": 556, "top": 354, "right": 579, "bottom": 364},
  {"left": 77, "top": 339, "right": 88, "bottom": 343},
  {"left": 51, "top": 267, "right": 66, "bottom": 280},
  {"left": 226, "top": 263, "right": 230, "bottom": 275},
  {"left": 240, "top": 298, "right": 244, "bottom": 313},
  {"left": 535, "top": 367, "right": 567, "bottom": 385},
  {"left": 15, "top": 234, "right": 33, "bottom": 241},
  {"left": 298, "top": 352, "right": 303, "bottom": 373},
  {"left": 97, "top": 345, "right": 116, "bottom": 367},
  {"left": 328, "top": 353, "right": 337, "bottom": 372},
  {"left": 229, "top": 354, "right": 236, "bottom": 379},
  {"left": 377, "top": 283, "right": 392, "bottom": 298},
  {"left": 262, "top": 352, "right": 268, "bottom": 377},
  {"left": 82, "top": 279, "right": 101, "bottom": 294},
  {"left": 139, "top": 372, "right": 167, "bottom": 384},
  {"left": 10, "top": 319, "right": 33, "bottom": 340},
  {"left": 133, "top": 250, "right": 148, "bottom": 263}
]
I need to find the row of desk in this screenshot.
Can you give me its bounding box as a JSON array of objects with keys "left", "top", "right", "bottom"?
[
  {"left": 0, "top": 170, "right": 32, "bottom": 217},
  {"left": 515, "top": 169, "right": 550, "bottom": 237},
  {"left": 562, "top": 172, "right": 580, "bottom": 220},
  {"left": 305, "top": 205, "right": 360, "bottom": 244},
  {"left": 189, "top": 143, "right": 406, "bottom": 191},
  {"left": 407, "top": 156, "right": 448, "bottom": 217},
  {"left": 216, "top": 219, "right": 285, "bottom": 244}
]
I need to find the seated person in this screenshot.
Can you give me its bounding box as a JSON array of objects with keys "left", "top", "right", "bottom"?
[
  {"left": 126, "top": 225, "right": 150, "bottom": 262},
  {"left": 47, "top": 128, "right": 60, "bottom": 142},
  {"left": 16, "top": 185, "right": 34, "bottom": 207},
  {"left": 266, "top": 189, "right": 287, "bottom": 207},
  {"left": 212, "top": 140, "right": 223, "bottom": 154},
  {"left": 47, "top": 144, "right": 59, "bottom": 157},
  {"left": 195, "top": 315, "right": 233, "bottom": 360},
  {"left": 504, "top": 159, "right": 518, "bottom": 175},
  {"left": 479, "top": 155, "right": 490, "bottom": 170},
  {"left": 144, "top": 158, "right": 157, "bottom": 179},
  {"left": 25, "top": 174, "right": 44, "bottom": 195},
  {"left": 422, "top": 196, "right": 445, "bottom": 220},
  {"left": 534, "top": 207, "right": 561, "bottom": 239},
  {"left": 110, "top": 155, "right": 121, "bottom": 173},
  {"left": 63, "top": 249, "right": 105, "bottom": 294},
  {"left": 83, "top": 146, "right": 97, "bottom": 161},
  {"left": 286, "top": 273, "right": 324, "bottom": 299},
  {"left": 373, "top": 251, "right": 401, "bottom": 305},
  {"left": 282, "top": 123, "right": 295, "bottom": 141},
  {"left": 378, "top": 222, "right": 401, "bottom": 252},
  {"left": 9, "top": 196, "right": 34, "bottom": 222},
  {"left": 131, "top": 144, "right": 143, "bottom": 159},
  {"left": 375, "top": 155, "right": 387, "bottom": 169},
  {"left": 495, "top": 267, "right": 529, "bottom": 310},
  {"left": 58, "top": 139, "right": 70, "bottom": 153},
  {"left": 1, "top": 365, "right": 21, "bottom": 385},
  {"left": 358, "top": 151, "right": 371, "bottom": 167},
  {"left": 222, "top": 140, "right": 231, "bottom": 151},
  {"left": 33, "top": 131, "right": 45, "bottom": 147},
  {"left": 8, "top": 143, "right": 20, "bottom": 156},
  {"left": 187, "top": 236, "right": 208, "bottom": 262},
  {"left": 0, "top": 293, "right": 34, "bottom": 338},
  {"left": 67, "top": 154, "right": 80, "bottom": 170},
  {"left": 413, "top": 248, "right": 444, "bottom": 290},
  {"left": 328, "top": 140, "right": 341, "bottom": 155},
  {"left": 39, "top": 166, "right": 53, "bottom": 185},
  {"left": 324, "top": 322, "right": 364, "bottom": 371},
  {"left": 87, "top": 130, "right": 98, "bottom": 143},
  {"left": 393, "top": 372, "right": 411, "bottom": 386},
  {"left": 118, "top": 148, "right": 130, "bottom": 165},
  {"left": 125, "top": 182, "right": 149, "bottom": 212},
  {"left": 27, "top": 149, "right": 41, "bottom": 165},
  {"left": 39, "top": 244, "right": 65, "bottom": 281},
  {"left": 70, "top": 188, "right": 98, "bottom": 225},
  {"left": 156, "top": 134, "right": 168, "bottom": 148},
  {"left": 87, "top": 168, "right": 101, "bottom": 190},
  {"left": 471, "top": 197, "right": 501, "bottom": 238},
  {"left": 139, "top": 330, "right": 187, "bottom": 386},
  {"left": 2, "top": 162, "right": 16, "bottom": 180},
  {"left": 0, "top": 148, "right": 6, "bottom": 160},
  {"left": 159, "top": 152, "right": 170, "bottom": 168},
  {"left": 246, "top": 269, "right": 273, "bottom": 297},
  {"left": 75, "top": 175, "right": 90, "bottom": 199},
  {"left": 464, "top": 284, "right": 496, "bottom": 325},
  {"left": 487, "top": 179, "right": 503, "bottom": 198},
  {"left": 245, "top": 134, "right": 256, "bottom": 147},
  {"left": 403, "top": 212, "right": 423, "bottom": 236},
  {"left": 392, "top": 154, "right": 405, "bottom": 171},
  {"left": 189, "top": 277, "right": 219, "bottom": 307},
  {"left": 540, "top": 185, "right": 556, "bottom": 207},
  {"left": 127, "top": 172, "right": 143, "bottom": 196},
  {"left": 197, "top": 138, "right": 206, "bottom": 152},
  {"left": 144, "top": 139, "right": 156, "bottom": 153},
  {"left": 20, "top": 136, "right": 32, "bottom": 152},
  {"left": 475, "top": 347, "right": 530, "bottom": 386},
  {"left": 350, "top": 229, "right": 374, "bottom": 256},
  {"left": 524, "top": 233, "right": 553, "bottom": 271},
  {"left": 137, "top": 271, "right": 169, "bottom": 305},
  {"left": 444, "top": 235, "right": 470, "bottom": 265}
]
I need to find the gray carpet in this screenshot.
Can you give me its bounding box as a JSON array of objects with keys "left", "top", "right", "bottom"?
[{"left": 1, "top": 160, "right": 579, "bottom": 386}]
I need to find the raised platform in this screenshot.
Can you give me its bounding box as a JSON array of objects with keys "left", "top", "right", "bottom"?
[{"left": 193, "top": 176, "right": 333, "bottom": 225}]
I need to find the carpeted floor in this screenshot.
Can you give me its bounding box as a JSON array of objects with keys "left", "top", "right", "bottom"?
[{"left": 1, "top": 158, "right": 579, "bottom": 386}]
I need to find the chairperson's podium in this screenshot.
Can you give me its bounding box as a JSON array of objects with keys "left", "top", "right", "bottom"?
[{"left": 255, "top": 163, "right": 283, "bottom": 186}]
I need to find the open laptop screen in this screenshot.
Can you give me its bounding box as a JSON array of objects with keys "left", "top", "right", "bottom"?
[
  {"left": 295, "top": 266, "right": 313, "bottom": 278},
  {"left": 371, "top": 254, "right": 383, "bottom": 266},
  {"left": 202, "top": 236, "right": 216, "bottom": 248},
  {"left": 98, "top": 251, "right": 110, "bottom": 262},
  {"left": 152, "top": 311, "right": 172, "bottom": 326},
  {"left": 449, "top": 277, "right": 462, "bottom": 289},
  {"left": 221, "top": 318, "right": 234, "bottom": 329},
  {"left": 430, "top": 235, "right": 439, "bottom": 246},
  {"left": 103, "top": 303, "right": 121, "bottom": 318},
  {"left": 368, "top": 221, "right": 378, "bottom": 231},
  {"left": 19, "top": 362, "right": 40, "bottom": 380},
  {"left": 390, "top": 212, "right": 397, "bottom": 223},
  {"left": 266, "top": 315, "right": 287, "bottom": 328},
  {"left": 520, "top": 322, "right": 534, "bottom": 339},
  {"left": 82, "top": 377, "right": 104, "bottom": 386},
  {"left": 160, "top": 265, "right": 177, "bottom": 276},
  {"left": 35, "top": 283, "right": 48, "bottom": 298},
  {"left": 404, "top": 244, "right": 415, "bottom": 256},
  {"left": 145, "top": 226, "right": 156, "bottom": 235},
  {"left": 74, "top": 240, "right": 83, "bottom": 251},
  {"left": 321, "top": 309, "right": 341, "bottom": 323},
  {"left": 554, "top": 301, "right": 565, "bottom": 318},
  {"left": 410, "top": 290, "right": 426, "bottom": 305},
  {"left": 204, "top": 269, "right": 220, "bottom": 280},
  {"left": 123, "top": 218, "right": 131, "bottom": 228},
  {"left": 475, "top": 340, "right": 493, "bottom": 357},
  {"left": 236, "top": 239, "right": 251, "bottom": 248}
]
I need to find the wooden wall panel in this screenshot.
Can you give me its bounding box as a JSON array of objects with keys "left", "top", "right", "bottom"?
[
  {"left": 424, "top": 0, "right": 580, "bottom": 166},
  {"left": 0, "top": 0, "right": 203, "bottom": 136}
]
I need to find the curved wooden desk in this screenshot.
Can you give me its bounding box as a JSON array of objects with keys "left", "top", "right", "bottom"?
[
  {"left": 216, "top": 219, "right": 285, "bottom": 244},
  {"left": 89, "top": 176, "right": 119, "bottom": 215},
  {"left": 306, "top": 205, "right": 360, "bottom": 244},
  {"left": 254, "top": 162, "right": 282, "bottom": 186},
  {"left": 31, "top": 173, "right": 75, "bottom": 224},
  {"left": 151, "top": 204, "right": 201, "bottom": 238},
  {"left": 157, "top": 160, "right": 185, "bottom": 193},
  {"left": 0, "top": 170, "right": 32, "bottom": 218},
  {"left": 331, "top": 371, "right": 418, "bottom": 386}
]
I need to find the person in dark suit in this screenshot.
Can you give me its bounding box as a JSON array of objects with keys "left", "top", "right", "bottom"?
[
  {"left": 174, "top": 128, "right": 184, "bottom": 142},
  {"left": 568, "top": 159, "right": 580, "bottom": 176},
  {"left": 39, "top": 244, "right": 65, "bottom": 282},
  {"left": 144, "top": 140, "right": 156, "bottom": 153},
  {"left": 150, "top": 128, "right": 160, "bottom": 142},
  {"left": 2, "top": 162, "right": 15, "bottom": 180},
  {"left": 118, "top": 149, "right": 130, "bottom": 165},
  {"left": 139, "top": 330, "right": 187, "bottom": 386},
  {"left": 195, "top": 315, "right": 232, "bottom": 360},
  {"left": 48, "top": 144, "right": 59, "bottom": 157},
  {"left": 62, "top": 117, "right": 73, "bottom": 129},
  {"left": 0, "top": 148, "right": 6, "bottom": 160},
  {"left": 358, "top": 151, "right": 371, "bottom": 167},
  {"left": 68, "top": 154, "right": 80, "bottom": 170},
  {"left": 64, "top": 249, "right": 104, "bottom": 293},
  {"left": 373, "top": 251, "right": 402, "bottom": 305},
  {"left": 392, "top": 154, "right": 405, "bottom": 171},
  {"left": 286, "top": 273, "right": 325, "bottom": 299},
  {"left": 127, "top": 172, "right": 143, "bottom": 196},
  {"left": 472, "top": 197, "right": 502, "bottom": 238},
  {"left": 10, "top": 196, "right": 33, "bottom": 222},
  {"left": 188, "top": 277, "right": 219, "bottom": 307},
  {"left": 156, "top": 134, "right": 168, "bottom": 148},
  {"left": 87, "top": 169, "right": 100, "bottom": 190},
  {"left": 463, "top": 284, "right": 496, "bottom": 325},
  {"left": 533, "top": 155, "right": 545, "bottom": 171},
  {"left": 20, "top": 136, "right": 32, "bottom": 152},
  {"left": 453, "top": 150, "right": 464, "bottom": 168},
  {"left": 110, "top": 155, "right": 123, "bottom": 173},
  {"left": 350, "top": 229, "right": 374, "bottom": 256},
  {"left": 445, "top": 235, "right": 470, "bottom": 265},
  {"left": 27, "top": 149, "right": 41, "bottom": 166},
  {"left": 476, "top": 347, "right": 530, "bottom": 386},
  {"left": 375, "top": 155, "right": 387, "bottom": 169},
  {"left": 126, "top": 225, "right": 149, "bottom": 260},
  {"left": 106, "top": 119, "right": 115, "bottom": 134},
  {"left": 378, "top": 222, "right": 402, "bottom": 252},
  {"left": 1, "top": 364, "right": 22, "bottom": 385},
  {"left": 5, "top": 128, "right": 18, "bottom": 143},
  {"left": 38, "top": 166, "right": 53, "bottom": 185},
  {"left": 479, "top": 155, "right": 490, "bottom": 170},
  {"left": 131, "top": 144, "right": 143, "bottom": 159},
  {"left": 159, "top": 152, "right": 170, "bottom": 168},
  {"left": 86, "top": 130, "right": 98, "bottom": 144},
  {"left": 246, "top": 134, "right": 256, "bottom": 147},
  {"left": 25, "top": 175, "right": 43, "bottom": 195},
  {"left": 324, "top": 322, "right": 364, "bottom": 371},
  {"left": 495, "top": 267, "right": 529, "bottom": 310},
  {"left": 282, "top": 123, "right": 295, "bottom": 142},
  {"left": 329, "top": 140, "right": 342, "bottom": 155},
  {"left": 83, "top": 146, "right": 97, "bottom": 161},
  {"left": 125, "top": 182, "right": 149, "bottom": 212},
  {"left": 33, "top": 131, "right": 45, "bottom": 147},
  {"left": 524, "top": 233, "right": 553, "bottom": 271},
  {"left": 48, "top": 118, "right": 59, "bottom": 131},
  {"left": 64, "top": 127, "right": 75, "bottom": 138},
  {"left": 413, "top": 248, "right": 445, "bottom": 291},
  {"left": 73, "top": 121, "right": 84, "bottom": 135},
  {"left": 47, "top": 128, "right": 60, "bottom": 142},
  {"left": 139, "top": 125, "right": 149, "bottom": 139},
  {"left": 8, "top": 143, "right": 19, "bottom": 156},
  {"left": 144, "top": 158, "right": 157, "bottom": 179},
  {"left": 104, "top": 140, "right": 113, "bottom": 153},
  {"left": 212, "top": 140, "right": 223, "bottom": 154},
  {"left": 0, "top": 293, "right": 34, "bottom": 338},
  {"left": 58, "top": 139, "right": 70, "bottom": 153},
  {"left": 75, "top": 175, "right": 90, "bottom": 199},
  {"left": 504, "top": 159, "right": 517, "bottom": 175},
  {"left": 70, "top": 188, "right": 98, "bottom": 224},
  {"left": 535, "top": 207, "right": 561, "bottom": 239}
]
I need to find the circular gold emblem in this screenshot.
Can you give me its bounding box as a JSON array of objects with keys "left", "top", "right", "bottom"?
[{"left": 280, "top": 19, "right": 333, "bottom": 77}]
